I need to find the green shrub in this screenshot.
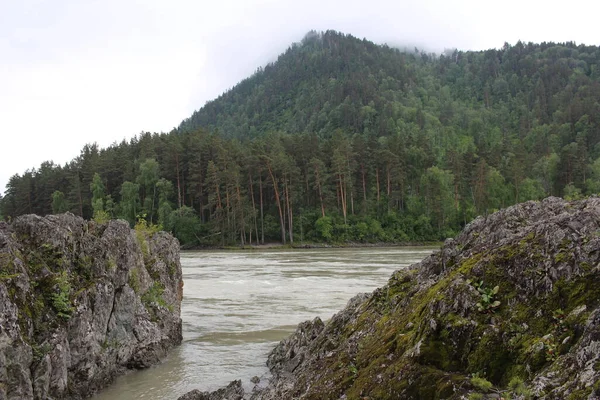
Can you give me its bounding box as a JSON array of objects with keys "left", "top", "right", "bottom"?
[
  {"left": 141, "top": 281, "right": 169, "bottom": 310},
  {"left": 470, "top": 376, "right": 493, "bottom": 392},
  {"left": 51, "top": 271, "right": 73, "bottom": 319}
]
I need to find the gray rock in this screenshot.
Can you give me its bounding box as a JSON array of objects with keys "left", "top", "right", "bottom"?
[
  {"left": 249, "top": 197, "right": 600, "bottom": 399},
  {"left": 0, "top": 213, "right": 183, "bottom": 399},
  {"left": 177, "top": 380, "right": 244, "bottom": 400}
]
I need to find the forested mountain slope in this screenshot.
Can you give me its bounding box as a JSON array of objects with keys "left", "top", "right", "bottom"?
[{"left": 2, "top": 31, "right": 600, "bottom": 246}]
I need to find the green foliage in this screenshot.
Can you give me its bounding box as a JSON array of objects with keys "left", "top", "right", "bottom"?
[
  {"left": 93, "top": 210, "right": 111, "bottom": 224},
  {"left": 536, "top": 334, "right": 559, "bottom": 361},
  {"left": 468, "top": 280, "right": 501, "bottom": 312},
  {"left": 120, "top": 181, "right": 141, "bottom": 225},
  {"left": 141, "top": 281, "right": 169, "bottom": 309},
  {"left": 467, "top": 394, "right": 484, "bottom": 400},
  {"left": 137, "top": 159, "right": 160, "bottom": 222},
  {"left": 32, "top": 343, "right": 52, "bottom": 362},
  {"left": 508, "top": 377, "right": 532, "bottom": 399},
  {"left": 165, "top": 206, "right": 203, "bottom": 246},
  {"left": 51, "top": 271, "right": 73, "bottom": 319},
  {"left": 314, "top": 216, "right": 333, "bottom": 242},
  {"left": 90, "top": 173, "right": 106, "bottom": 215},
  {"left": 51, "top": 191, "right": 69, "bottom": 214},
  {"left": 134, "top": 214, "right": 162, "bottom": 237},
  {"left": 470, "top": 376, "right": 493, "bottom": 392},
  {"left": 563, "top": 183, "right": 583, "bottom": 201},
  {"left": 128, "top": 268, "right": 140, "bottom": 293}
]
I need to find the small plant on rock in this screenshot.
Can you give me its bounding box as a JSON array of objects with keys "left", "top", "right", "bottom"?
[
  {"left": 470, "top": 374, "right": 493, "bottom": 392},
  {"left": 540, "top": 334, "right": 558, "bottom": 361},
  {"left": 552, "top": 308, "right": 567, "bottom": 332},
  {"left": 467, "top": 279, "right": 501, "bottom": 312},
  {"left": 507, "top": 377, "right": 532, "bottom": 399},
  {"left": 51, "top": 271, "right": 74, "bottom": 319}
]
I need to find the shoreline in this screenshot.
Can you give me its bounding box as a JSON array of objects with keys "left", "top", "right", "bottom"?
[{"left": 182, "top": 241, "right": 443, "bottom": 251}]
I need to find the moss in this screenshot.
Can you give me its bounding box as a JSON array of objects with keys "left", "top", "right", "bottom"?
[
  {"left": 146, "top": 259, "right": 161, "bottom": 281},
  {"left": 271, "top": 207, "right": 600, "bottom": 399},
  {"left": 106, "top": 257, "right": 116, "bottom": 272},
  {"left": 32, "top": 343, "right": 52, "bottom": 362},
  {"left": 128, "top": 268, "right": 140, "bottom": 293},
  {"left": 567, "top": 387, "right": 592, "bottom": 399},
  {"left": 168, "top": 261, "right": 177, "bottom": 277},
  {"left": 73, "top": 254, "right": 93, "bottom": 282},
  {"left": 466, "top": 330, "right": 513, "bottom": 384},
  {"left": 470, "top": 376, "right": 493, "bottom": 392}
]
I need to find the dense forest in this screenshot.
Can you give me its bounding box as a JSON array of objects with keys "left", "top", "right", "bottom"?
[{"left": 2, "top": 30, "right": 600, "bottom": 246}]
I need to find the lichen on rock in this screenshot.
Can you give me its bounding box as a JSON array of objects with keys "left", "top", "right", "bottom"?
[{"left": 0, "top": 213, "right": 183, "bottom": 399}]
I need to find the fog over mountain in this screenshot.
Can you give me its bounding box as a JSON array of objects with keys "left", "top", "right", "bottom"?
[{"left": 1, "top": 0, "right": 599, "bottom": 195}]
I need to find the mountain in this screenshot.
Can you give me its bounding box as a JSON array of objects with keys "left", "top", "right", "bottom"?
[
  {"left": 2, "top": 31, "right": 600, "bottom": 246},
  {"left": 178, "top": 30, "right": 417, "bottom": 139}
]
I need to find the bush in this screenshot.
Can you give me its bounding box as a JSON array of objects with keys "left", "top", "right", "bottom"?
[{"left": 51, "top": 271, "right": 73, "bottom": 319}]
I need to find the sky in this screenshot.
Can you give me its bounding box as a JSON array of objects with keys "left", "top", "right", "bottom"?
[{"left": 1, "top": 0, "right": 599, "bottom": 197}]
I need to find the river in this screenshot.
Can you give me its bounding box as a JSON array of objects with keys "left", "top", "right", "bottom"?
[{"left": 92, "top": 246, "right": 437, "bottom": 399}]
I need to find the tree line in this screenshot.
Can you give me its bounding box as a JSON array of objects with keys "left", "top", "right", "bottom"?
[{"left": 2, "top": 31, "right": 600, "bottom": 246}]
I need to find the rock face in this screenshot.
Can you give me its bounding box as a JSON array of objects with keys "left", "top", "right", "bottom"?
[
  {"left": 248, "top": 197, "right": 600, "bottom": 399},
  {"left": 0, "top": 213, "right": 183, "bottom": 399},
  {"left": 177, "top": 380, "right": 245, "bottom": 400}
]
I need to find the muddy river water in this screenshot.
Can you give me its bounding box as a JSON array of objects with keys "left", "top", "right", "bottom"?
[{"left": 93, "top": 246, "right": 437, "bottom": 399}]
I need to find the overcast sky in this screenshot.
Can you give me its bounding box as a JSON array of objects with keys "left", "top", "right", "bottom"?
[{"left": 1, "top": 0, "right": 599, "bottom": 197}]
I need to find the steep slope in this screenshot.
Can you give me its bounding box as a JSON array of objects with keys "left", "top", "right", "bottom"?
[
  {"left": 179, "top": 30, "right": 600, "bottom": 144},
  {"left": 0, "top": 214, "right": 183, "bottom": 399},
  {"left": 178, "top": 30, "right": 416, "bottom": 139},
  {"left": 249, "top": 197, "right": 600, "bottom": 399}
]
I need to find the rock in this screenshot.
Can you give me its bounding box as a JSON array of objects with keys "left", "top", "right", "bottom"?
[
  {"left": 0, "top": 213, "right": 183, "bottom": 399},
  {"left": 250, "top": 197, "right": 600, "bottom": 399},
  {"left": 177, "top": 380, "right": 244, "bottom": 400}
]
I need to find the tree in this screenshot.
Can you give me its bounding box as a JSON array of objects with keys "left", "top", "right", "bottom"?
[
  {"left": 156, "top": 178, "right": 174, "bottom": 227},
  {"left": 137, "top": 158, "right": 160, "bottom": 222},
  {"left": 51, "top": 191, "right": 69, "bottom": 214},
  {"left": 90, "top": 173, "right": 106, "bottom": 217},
  {"left": 167, "top": 206, "right": 201, "bottom": 246},
  {"left": 119, "top": 181, "right": 140, "bottom": 225},
  {"left": 420, "top": 166, "right": 455, "bottom": 236}
]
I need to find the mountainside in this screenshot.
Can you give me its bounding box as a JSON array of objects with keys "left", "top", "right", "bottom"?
[
  {"left": 178, "top": 31, "right": 416, "bottom": 138},
  {"left": 182, "top": 197, "right": 600, "bottom": 399},
  {"left": 180, "top": 30, "right": 600, "bottom": 141},
  {"left": 2, "top": 31, "right": 600, "bottom": 247},
  {"left": 0, "top": 214, "right": 183, "bottom": 399}
]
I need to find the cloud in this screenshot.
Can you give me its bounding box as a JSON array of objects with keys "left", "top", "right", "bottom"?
[{"left": 1, "top": 0, "right": 599, "bottom": 196}]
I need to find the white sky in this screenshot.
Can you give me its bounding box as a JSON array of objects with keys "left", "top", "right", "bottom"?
[{"left": 1, "top": 0, "right": 599, "bottom": 196}]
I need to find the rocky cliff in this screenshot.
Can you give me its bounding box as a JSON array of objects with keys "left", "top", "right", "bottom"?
[
  {"left": 184, "top": 196, "right": 600, "bottom": 399},
  {"left": 0, "top": 213, "right": 183, "bottom": 400}
]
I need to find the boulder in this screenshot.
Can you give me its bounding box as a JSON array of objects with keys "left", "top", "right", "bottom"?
[{"left": 252, "top": 197, "right": 600, "bottom": 399}]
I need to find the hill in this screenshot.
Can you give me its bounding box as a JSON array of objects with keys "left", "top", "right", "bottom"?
[{"left": 2, "top": 31, "right": 600, "bottom": 246}]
